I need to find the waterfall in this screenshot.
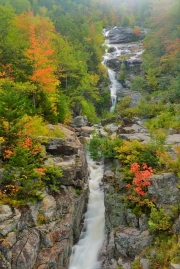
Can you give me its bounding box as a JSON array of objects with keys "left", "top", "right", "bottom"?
[
  {"left": 102, "top": 29, "right": 123, "bottom": 112},
  {"left": 108, "top": 68, "right": 120, "bottom": 112},
  {"left": 68, "top": 154, "right": 105, "bottom": 269}
]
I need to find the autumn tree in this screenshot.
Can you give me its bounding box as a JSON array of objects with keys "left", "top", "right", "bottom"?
[{"left": 15, "top": 11, "right": 59, "bottom": 108}]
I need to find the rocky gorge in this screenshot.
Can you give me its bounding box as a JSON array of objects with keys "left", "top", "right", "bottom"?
[{"left": 0, "top": 25, "right": 180, "bottom": 269}]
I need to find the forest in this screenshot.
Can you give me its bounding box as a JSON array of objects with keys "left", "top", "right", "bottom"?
[{"left": 0, "top": 0, "right": 180, "bottom": 268}]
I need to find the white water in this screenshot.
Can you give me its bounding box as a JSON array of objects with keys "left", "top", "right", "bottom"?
[
  {"left": 102, "top": 29, "right": 123, "bottom": 112},
  {"left": 68, "top": 155, "right": 105, "bottom": 269},
  {"left": 102, "top": 28, "right": 145, "bottom": 112},
  {"left": 108, "top": 68, "right": 121, "bottom": 112}
]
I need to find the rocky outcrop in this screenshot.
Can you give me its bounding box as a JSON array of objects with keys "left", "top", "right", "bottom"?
[
  {"left": 106, "top": 27, "right": 145, "bottom": 44},
  {"left": 148, "top": 173, "right": 180, "bottom": 207},
  {"left": 70, "top": 116, "right": 88, "bottom": 127},
  {"left": 0, "top": 124, "right": 89, "bottom": 269}
]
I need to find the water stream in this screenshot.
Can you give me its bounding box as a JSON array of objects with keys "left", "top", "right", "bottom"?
[
  {"left": 68, "top": 154, "right": 105, "bottom": 269},
  {"left": 102, "top": 27, "right": 144, "bottom": 112},
  {"left": 102, "top": 29, "right": 123, "bottom": 112}
]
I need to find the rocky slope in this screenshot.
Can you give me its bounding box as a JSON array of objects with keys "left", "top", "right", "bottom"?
[
  {"left": 0, "top": 122, "right": 89, "bottom": 269},
  {"left": 97, "top": 116, "right": 180, "bottom": 269}
]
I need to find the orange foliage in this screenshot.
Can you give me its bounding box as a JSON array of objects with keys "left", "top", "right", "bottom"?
[
  {"left": 16, "top": 11, "right": 59, "bottom": 92},
  {"left": 127, "top": 162, "right": 153, "bottom": 196},
  {"left": 34, "top": 167, "right": 47, "bottom": 175},
  {"left": 0, "top": 64, "right": 14, "bottom": 80},
  {"left": 132, "top": 28, "right": 141, "bottom": 37}
]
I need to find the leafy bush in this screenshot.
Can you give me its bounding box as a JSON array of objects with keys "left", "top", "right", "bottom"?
[
  {"left": 148, "top": 207, "right": 173, "bottom": 232},
  {"left": 87, "top": 134, "right": 123, "bottom": 161},
  {"left": 131, "top": 76, "right": 146, "bottom": 91},
  {"left": 0, "top": 135, "right": 62, "bottom": 206},
  {"left": 81, "top": 99, "right": 97, "bottom": 123}
]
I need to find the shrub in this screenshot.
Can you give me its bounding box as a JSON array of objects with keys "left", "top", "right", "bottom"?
[
  {"left": 148, "top": 207, "right": 173, "bottom": 232},
  {"left": 81, "top": 99, "right": 97, "bottom": 123},
  {"left": 131, "top": 76, "right": 146, "bottom": 91},
  {"left": 87, "top": 134, "right": 123, "bottom": 161},
  {"left": 128, "top": 162, "right": 153, "bottom": 196},
  {"left": 115, "top": 140, "right": 144, "bottom": 166},
  {"left": 0, "top": 134, "right": 62, "bottom": 205}
]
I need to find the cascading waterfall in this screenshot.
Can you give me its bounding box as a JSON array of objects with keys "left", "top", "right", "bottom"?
[
  {"left": 102, "top": 29, "right": 123, "bottom": 112},
  {"left": 68, "top": 154, "right": 105, "bottom": 269},
  {"left": 108, "top": 68, "right": 120, "bottom": 112}
]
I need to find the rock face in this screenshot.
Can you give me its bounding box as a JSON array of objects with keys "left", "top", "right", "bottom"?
[
  {"left": 0, "top": 124, "right": 89, "bottom": 269},
  {"left": 148, "top": 173, "right": 180, "bottom": 207},
  {"left": 101, "top": 161, "right": 180, "bottom": 269},
  {"left": 106, "top": 27, "right": 145, "bottom": 44}
]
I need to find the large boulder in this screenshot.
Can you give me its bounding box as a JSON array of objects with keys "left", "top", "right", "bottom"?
[
  {"left": 115, "top": 228, "right": 153, "bottom": 259},
  {"left": 70, "top": 116, "right": 88, "bottom": 127},
  {"left": 148, "top": 173, "right": 180, "bottom": 206},
  {"left": 107, "top": 27, "right": 135, "bottom": 44}
]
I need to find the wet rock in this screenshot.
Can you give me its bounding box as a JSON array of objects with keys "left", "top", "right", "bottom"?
[
  {"left": 106, "top": 59, "right": 121, "bottom": 69},
  {"left": 108, "top": 47, "right": 117, "bottom": 53},
  {"left": 107, "top": 27, "right": 140, "bottom": 44},
  {"left": 103, "top": 170, "right": 115, "bottom": 182}
]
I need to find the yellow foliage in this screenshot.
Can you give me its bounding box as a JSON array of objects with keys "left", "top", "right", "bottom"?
[
  {"left": 115, "top": 140, "right": 143, "bottom": 166},
  {"left": 145, "top": 68, "right": 159, "bottom": 91},
  {"left": 19, "top": 115, "right": 64, "bottom": 138}
]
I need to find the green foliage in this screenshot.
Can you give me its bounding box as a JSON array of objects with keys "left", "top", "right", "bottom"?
[
  {"left": 118, "top": 63, "right": 127, "bottom": 83},
  {"left": 95, "top": 89, "right": 111, "bottom": 115},
  {"left": 43, "top": 164, "right": 62, "bottom": 191},
  {"left": 148, "top": 207, "right": 173, "bottom": 232},
  {"left": 87, "top": 134, "right": 102, "bottom": 161},
  {"left": 116, "top": 95, "right": 131, "bottom": 117},
  {"left": 56, "top": 91, "right": 72, "bottom": 124},
  {"left": 87, "top": 134, "right": 123, "bottom": 161},
  {"left": 132, "top": 234, "right": 180, "bottom": 269},
  {"left": 0, "top": 135, "right": 62, "bottom": 206},
  {"left": 81, "top": 99, "right": 97, "bottom": 123},
  {"left": 75, "top": 189, "right": 81, "bottom": 196},
  {"left": 131, "top": 76, "right": 146, "bottom": 91},
  {"left": 0, "top": 80, "right": 32, "bottom": 143}
]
